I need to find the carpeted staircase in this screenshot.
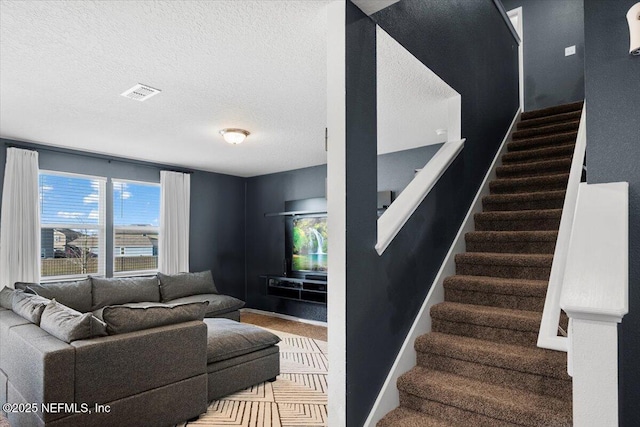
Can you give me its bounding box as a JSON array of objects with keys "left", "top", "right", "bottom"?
[{"left": 378, "top": 101, "right": 583, "bottom": 427}]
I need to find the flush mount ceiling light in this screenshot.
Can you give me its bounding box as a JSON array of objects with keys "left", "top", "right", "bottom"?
[{"left": 220, "top": 128, "right": 250, "bottom": 144}]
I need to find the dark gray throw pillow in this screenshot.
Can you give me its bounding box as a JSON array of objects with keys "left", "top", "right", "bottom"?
[
  {"left": 12, "top": 290, "right": 50, "bottom": 324},
  {"left": 0, "top": 286, "right": 15, "bottom": 309},
  {"left": 25, "top": 279, "right": 92, "bottom": 313},
  {"left": 101, "top": 301, "right": 208, "bottom": 335},
  {"left": 39, "top": 299, "right": 94, "bottom": 343},
  {"left": 158, "top": 270, "right": 218, "bottom": 302},
  {"left": 91, "top": 276, "right": 160, "bottom": 310}
]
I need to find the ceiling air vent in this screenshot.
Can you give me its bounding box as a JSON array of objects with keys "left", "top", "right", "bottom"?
[{"left": 120, "top": 84, "right": 161, "bottom": 102}]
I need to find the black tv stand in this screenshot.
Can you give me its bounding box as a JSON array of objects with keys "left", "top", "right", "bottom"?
[{"left": 261, "top": 275, "right": 327, "bottom": 305}]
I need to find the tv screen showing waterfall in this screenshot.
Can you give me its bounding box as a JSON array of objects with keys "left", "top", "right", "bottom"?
[{"left": 291, "top": 216, "right": 327, "bottom": 272}]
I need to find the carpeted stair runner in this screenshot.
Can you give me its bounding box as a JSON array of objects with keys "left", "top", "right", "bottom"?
[{"left": 378, "top": 101, "right": 582, "bottom": 427}]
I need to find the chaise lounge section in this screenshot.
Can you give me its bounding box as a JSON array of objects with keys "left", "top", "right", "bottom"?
[{"left": 0, "top": 271, "right": 280, "bottom": 427}]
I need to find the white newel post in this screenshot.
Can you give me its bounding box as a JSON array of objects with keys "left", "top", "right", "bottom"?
[{"left": 560, "top": 182, "right": 629, "bottom": 427}]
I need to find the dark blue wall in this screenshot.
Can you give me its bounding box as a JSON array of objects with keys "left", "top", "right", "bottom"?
[
  {"left": 0, "top": 139, "right": 246, "bottom": 299},
  {"left": 501, "top": 0, "right": 585, "bottom": 111},
  {"left": 345, "top": 0, "right": 519, "bottom": 424},
  {"left": 244, "top": 145, "right": 443, "bottom": 322},
  {"left": 583, "top": 1, "right": 640, "bottom": 425}
]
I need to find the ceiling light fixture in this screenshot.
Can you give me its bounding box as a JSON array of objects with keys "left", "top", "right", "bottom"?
[{"left": 220, "top": 128, "right": 250, "bottom": 144}]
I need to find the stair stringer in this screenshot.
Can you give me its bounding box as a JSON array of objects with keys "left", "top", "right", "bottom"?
[{"left": 364, "top": 108, "right": 521, "bottom": 427}]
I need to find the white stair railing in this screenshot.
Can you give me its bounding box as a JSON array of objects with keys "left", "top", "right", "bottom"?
[
  {"left": 537, "top": 104, "right": 587, "bottom": 352},
  {"left": 560, "top": 181, "right": 628, "bottom": 426}
]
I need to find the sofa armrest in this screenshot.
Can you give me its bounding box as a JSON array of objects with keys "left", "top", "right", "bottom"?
[{"left": 71, "top": 320, "right": 207, "bottom": 405}]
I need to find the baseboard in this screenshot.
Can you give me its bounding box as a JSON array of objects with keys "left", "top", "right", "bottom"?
[
  {"left": 240, "top": 308, "right": 328, "bottom": 327},
  {"left": 363, "top": 108, "right": 521, "bottom": 427}
]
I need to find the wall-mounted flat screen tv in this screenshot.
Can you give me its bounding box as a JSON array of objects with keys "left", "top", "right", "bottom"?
[{"left": 288, "top": 216, "right": 327, "bottom": 274}]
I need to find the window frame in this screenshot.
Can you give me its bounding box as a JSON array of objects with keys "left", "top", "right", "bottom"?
[{"left": 39, "top": 170, "right": 107, "bottom": 282}]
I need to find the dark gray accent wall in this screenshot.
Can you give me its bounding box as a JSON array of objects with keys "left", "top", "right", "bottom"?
[
  {"left": 345, "top": 0, "right": 518, "bottom": 424},
  {"left": 0, "top": 139, "right": 246, "bottom": 298},
  {"left": 243, "top": 145, "right": 444, "bottom": 322},
  {"left": 502, "top": 0, "right": 585, "bottom": 111},
  {"left": 245, "top": 164, "right": 328, "bottom": 321},
  {"left": 583, "top": 1, "right": 640, "bottom": 425}
]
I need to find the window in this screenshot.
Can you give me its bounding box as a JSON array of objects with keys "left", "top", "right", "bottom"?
[
  {"left": 113, "top": 180, "right": 160, "bottom": 275},
  {"left": 38, "top": 172, "right": 160, "bottom": 280},
  {"left": 39, "top": 172, "right": 106, "bottom": 279}
]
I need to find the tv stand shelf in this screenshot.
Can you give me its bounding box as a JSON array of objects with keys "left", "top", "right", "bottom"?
[{"left": 261, "top": 275, "right": 327, "bottom": 305}]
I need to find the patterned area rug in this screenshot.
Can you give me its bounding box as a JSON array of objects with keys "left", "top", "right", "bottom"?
[{"left": 178, "top": 329, "right": 328, "bottom": 427}]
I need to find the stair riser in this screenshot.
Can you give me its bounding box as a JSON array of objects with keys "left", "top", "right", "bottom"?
[
  {"left": 489, "top": 179, "right": 568, "bottom": 195},
  {"left": 444, "top": 289, "right": 545, "bottom": 312},
  {"left": 507, "top": 134, "right": 576, "bottom": 152},
  {"left": 521, "top": 102, "right": 583, "bottom": 120},
  {"left": 456, "top": 263, "right": 551, "bottom": 280},
  {"left": 502, "top": 146, "right": 575, "bottom": 165},
  {"left": 474, "top": 218, "right": 561, "bottom": 232},
  {"left": 417, "top": 353, "right": 571, "bottom": 400},
  {"left": 512, "top": 122, "right": 579, "bottom": 140},
  {"left": 399, "top": 392, "right": 521, "bottom": 427},
  {"left": 496, "top": 164, "right": 571, "bottom": 179},
  {"left": 517, "top": 111, "right": 581, "bottom": 130},
  {"left": 482, "top": 198, "right": 565, "bottom": 212},
  {"left": 465, "top": 240, "right": 556, "bottom": 254},
  {"left": 432, "top": 319, "right": 538, "bottom": 347}
]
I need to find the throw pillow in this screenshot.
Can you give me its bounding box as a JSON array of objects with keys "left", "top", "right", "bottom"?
[
  {"left": 91, "top": 276, "right": 161, "bottom": 310},
  {"left": 11, "top": 290, "right": 50, "bottom": 324},
  {"left": 101, "top": 301, "right": 208, "bottom": 335},
  {"left": 0, "top": 286, "right": 15, "bottom": 309},
  {"left": 158, "top": 270, "right": 218, "bottom": 302},
  {"left": 25, "top": 279, "right": 92, "bottom": 312},
  {"left": 39, "top": 299, "right": 94, "bottom": 343}
]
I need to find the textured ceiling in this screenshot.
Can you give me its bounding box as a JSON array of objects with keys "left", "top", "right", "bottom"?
[
  {"left": 0, "top": 0, "right": 458, "bottom": 177},
  {"left": 377, "top": 25, "right": 459, "bottom": 154},
  {"left": 0, "top": 0, "right": 329, "bottom": 177}
]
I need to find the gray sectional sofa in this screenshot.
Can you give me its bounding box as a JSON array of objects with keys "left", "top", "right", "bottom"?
[{"left": 0, "top": 271, "right": 281, "bottom": 427}]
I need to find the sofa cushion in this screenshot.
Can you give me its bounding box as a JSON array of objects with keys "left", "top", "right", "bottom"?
[
  {"left": 158, "top": 270, "right": 218, "bottom": 302},
  {"left": 91, "top": 276, "right": 160, "bottom": 310},
  {"left": 23, "top": 279, "right": 92, "bottom": 313},
  {"left": 165, "top": 293, "right": 245, "bottom": 317},
  {"left": 101, "top": 301, "right": 208, "bottom": 335},
  {"left": 39, "top": 299, "right": 106, "bottom": 343},
  {"left": 11, "top": 290, "right": 50, "bottom": 324},
  {"left": 203, "top": 318, "right": 280, "bottom": 364},
  {"left": 0, "top": 286, "right": 14, "bottom": 309}
]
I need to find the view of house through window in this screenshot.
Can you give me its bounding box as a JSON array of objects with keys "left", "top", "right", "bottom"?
[
  {"left": 39, "top": 172, "right": 160, "bottom": 280},
  {"left": 39, "top": 172, "right": 106, "bottom": 279},
  {"left": 113, "top": 180, "right": 160, "bottom": 275}
]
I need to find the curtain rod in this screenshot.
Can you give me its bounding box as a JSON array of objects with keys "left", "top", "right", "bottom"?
[{"left": 2, "top": 139, "right": 195, "bottom": 174}]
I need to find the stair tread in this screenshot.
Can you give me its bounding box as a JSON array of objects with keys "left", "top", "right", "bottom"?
[
  {"left": 444, "top": 275, "right": 548, "bottom": 296},
  {"left": 502, "top": 146, "right": 575, "bottom": 164},
  {"left": 521, "top": 101, "right": 583, "bottom": 120},
  {"left": 507, "top": 131, "right": 577, "bottom": 151},
  {"left": 415, "top": 332, "right": 569, "bottom": 379},
  {"left": 431, "top": 302, "right": 542, "bottom": 331},
  {"left": 497, "top": 158, "right": 572, "bottom": 175},
  {"left": 518, "top": 110, "right": 582, "bottom": 130},
  {"left": 512, "top": 121, "right": 580, "bottom": 140},
  {"left": 475, "top": 209, "right": 562, "bottom": 220},
  {"left": 466, "top": 230, "right": 558, "bottom": 242},
  {"left": 489, "top": 173, "right": 569, "bottom": 191},
  {"left": 378, "top": 407, "right": 459, "bottom": 427},
  {"left": 483, "top": 190, "right": 566, "bottom": 203},
  {"left": 456, "top": 252, "right": 553, "bottom": 267},
  {"left": 398, "top": 367, "right": 572, "bottom": 426}
]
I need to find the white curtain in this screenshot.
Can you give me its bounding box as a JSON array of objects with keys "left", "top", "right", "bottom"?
[
  {"left": 159, "top": 171, "right": 190, "bottom": 274},
  {"left": 0, "top": 148, "right": 41, "bottom": 288}
]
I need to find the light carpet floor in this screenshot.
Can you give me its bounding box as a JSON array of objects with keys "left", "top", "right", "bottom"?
[{"left": 178, "top": 328, "right": 328, "bottom": 427}]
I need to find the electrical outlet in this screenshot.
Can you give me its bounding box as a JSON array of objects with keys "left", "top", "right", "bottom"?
[{"left": 565, "top": 45, "right": 576, "bottom": 56}]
